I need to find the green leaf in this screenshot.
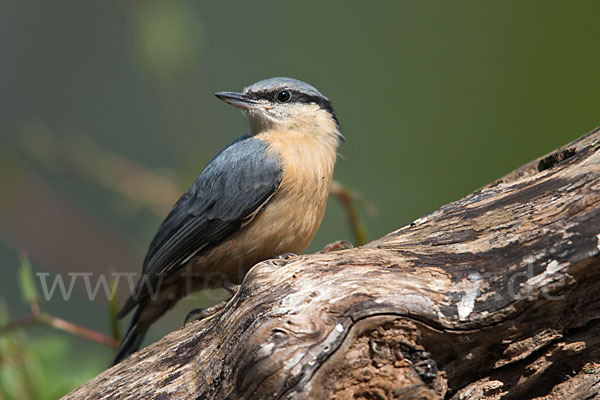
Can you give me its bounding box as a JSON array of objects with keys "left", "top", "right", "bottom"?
[
  {"left": 108, "top": 277, "right": 121, "bottom": 342},
  {"left": 18, "top": 254, "right": 38, "bottom": 305},
  {"left": 0, "top": 298, "right": 8, "bottom": 326}
]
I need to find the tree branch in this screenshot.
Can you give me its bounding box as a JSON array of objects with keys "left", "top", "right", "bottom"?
[{"left": 63, "top": 127, "right": 600, "bottom": 400}]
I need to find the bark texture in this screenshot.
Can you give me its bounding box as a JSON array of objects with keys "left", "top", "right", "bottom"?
[{"left": 63, "top": 127, "right": 600, "bottom": 400}]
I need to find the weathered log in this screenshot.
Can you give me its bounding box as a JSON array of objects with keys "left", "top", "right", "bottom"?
[{"left": 63, "top": 127, "right": 600, "bottom": 400}]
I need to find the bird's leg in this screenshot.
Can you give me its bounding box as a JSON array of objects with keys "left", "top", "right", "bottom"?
[
  {"left": 320, "top": 240, "right": 353, "bottom": 253},
  {"left": 184, "top": 282, "right": 240, "bottom": 326},
  {"left": 183, "top": 301, "right": 228, "bottom": 326},
  {"left": 224, "top": 282, "right": 240, "bottom": 296}
]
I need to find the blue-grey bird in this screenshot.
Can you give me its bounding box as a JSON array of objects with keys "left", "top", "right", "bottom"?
[{"left": 113, "top": 77, "right": 344, "bottom": 365}]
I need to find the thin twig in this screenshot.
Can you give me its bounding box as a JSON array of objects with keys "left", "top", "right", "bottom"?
[
  {"left": 0, "top": 315, "right": 37, "bottom": 334},
  {"left": 1, "top": 288, "right": 119, "bottom": 349},
  {"left": 0, "top": 311, "right": 118, "bottom": 349},
  {"left": 330, "top": 180, "right": 369, "bottom": 246},
  {"left": 41, "top": 313, "right": 118, "bottom": 349}
]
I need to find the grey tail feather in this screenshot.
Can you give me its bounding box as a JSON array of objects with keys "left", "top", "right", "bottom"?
[{"left": 112, "top": 306, "right": 147, "bottom": 366}]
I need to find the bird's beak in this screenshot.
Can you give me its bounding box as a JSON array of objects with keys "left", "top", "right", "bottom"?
[{"left": 215, "top": 91, "right": 262, "bottom": 110}]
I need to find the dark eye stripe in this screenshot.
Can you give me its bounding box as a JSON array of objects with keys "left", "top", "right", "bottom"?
[
  {"left": 246, "top": 89, "right": 323, "bottom": 105},
  {"left": 245, "top": 89, "right": 340, "bottom": 127}
]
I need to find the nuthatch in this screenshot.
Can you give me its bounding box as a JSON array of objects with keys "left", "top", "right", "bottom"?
[{"left": 113, "top": 77, "right": 344, "bottom": 364}]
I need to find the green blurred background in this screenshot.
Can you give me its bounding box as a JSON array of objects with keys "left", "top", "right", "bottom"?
[{"left": 1, "top": 1, "right": 599, "bottom": 398}]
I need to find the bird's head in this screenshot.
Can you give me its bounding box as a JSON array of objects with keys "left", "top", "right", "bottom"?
[{"left": 215, "top": 77, "right": 344, "bottom": 144}]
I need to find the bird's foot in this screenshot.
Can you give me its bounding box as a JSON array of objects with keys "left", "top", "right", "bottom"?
[
  {"left": 224, "top": 282, "right": 240, "bottom": 296},
  {"left": 320, "top": 240, "right": 353, "bottom": 253},
  {"left": 183, "top": 301, "right": 228, "bottom": 326}
]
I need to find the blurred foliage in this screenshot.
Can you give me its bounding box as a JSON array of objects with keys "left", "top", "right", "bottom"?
[
  {"left": 18, "top": 255, "right": 38, "bottom": 306},
  {"left": 1, "top": 259, "right": 114, "bottom": 399},
  {"left": 0, "top": 324, "right": 103, "bottom": 400},
  {"left": 1, "top": 0, "right": 600, "bottom": 397},
  {"left": 1, "top": 271, "right": 105, "bottom": 400}
]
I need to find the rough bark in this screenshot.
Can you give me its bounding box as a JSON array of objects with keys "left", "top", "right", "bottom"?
[{"left": 63, "top": 127, "right": 600, "bottom": 400}]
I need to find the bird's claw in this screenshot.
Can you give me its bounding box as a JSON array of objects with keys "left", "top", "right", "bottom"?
[
  {"left": 184, "top": 308, "right": 205, "bottom": 326},
  {"left": 224, "top": 282, "right": 240, "bottom": 296},
  {"left": 320, "top": 240, "right": 353, "bottom": 253},
  {"left": 183, "top": 301, "right": 228, "bottom": 326}
]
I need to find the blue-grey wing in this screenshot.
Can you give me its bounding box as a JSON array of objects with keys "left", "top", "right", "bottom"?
[{"left": 118, "top": 135, "right": 282, "bottom": 317}]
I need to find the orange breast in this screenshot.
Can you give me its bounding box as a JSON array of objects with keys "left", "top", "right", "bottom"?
[{"left": 189, "top": 128, "right": 338, "bottom": 286}]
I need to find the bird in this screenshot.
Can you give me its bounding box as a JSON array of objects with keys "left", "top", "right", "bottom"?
[{"left": 112, "top": 77, "right": 344, "bottom": 365}]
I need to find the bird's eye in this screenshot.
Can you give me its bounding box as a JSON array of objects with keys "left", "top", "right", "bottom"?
[{"left": 276, "top": 90, "right": 291, "bottom": 103}]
